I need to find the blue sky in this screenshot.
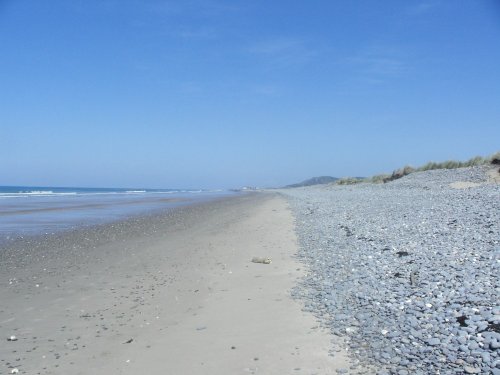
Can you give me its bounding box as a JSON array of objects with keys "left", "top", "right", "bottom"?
[{"left": 1, "top": 0, "right": 499, "bottom": 188}]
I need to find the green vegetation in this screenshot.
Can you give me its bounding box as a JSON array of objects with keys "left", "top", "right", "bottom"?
[
  {"left": 366, "top": 174, "right": 391, "bottom": 184},
  {"left": 332, "top": 151, "right": 500, "bottom": 186},
  {"left": 417, "top": 155, "right": 489, "bottom": 171}
]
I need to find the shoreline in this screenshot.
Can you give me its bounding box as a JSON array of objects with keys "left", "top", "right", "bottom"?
[
  {"left": 0, "top": 194, "right": 245, "bottom": 267},
  {"left": 0, "top": 190, "right": 238, "bottom": 245},
  {"left": 0, "top": 193, "right": 351, "bottom": 374}
]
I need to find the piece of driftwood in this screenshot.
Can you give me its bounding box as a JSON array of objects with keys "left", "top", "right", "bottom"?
[{"left": 251, "top": 257, "right": 272, "bottom": 264}]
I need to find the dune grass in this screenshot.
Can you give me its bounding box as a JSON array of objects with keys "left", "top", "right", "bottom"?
[
  {"left": 416, "top": 155, "right": 490, "bottom": 171},
  {"left": 333, "top": 151, "right": 500, "bottom": 185}
]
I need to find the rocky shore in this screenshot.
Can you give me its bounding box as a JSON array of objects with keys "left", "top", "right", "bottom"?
[{"left": 280, "top": 166, "right": 500, "bottom": 374}]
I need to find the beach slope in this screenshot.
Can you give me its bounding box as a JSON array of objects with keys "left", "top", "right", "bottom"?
[{"left": 0, "top": 194, "right": 348, "bottom": 374}]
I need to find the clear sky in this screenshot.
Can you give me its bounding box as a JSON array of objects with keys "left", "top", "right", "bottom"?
[{"left": 1, "top": 1, "right": 499, "bottom": 189}]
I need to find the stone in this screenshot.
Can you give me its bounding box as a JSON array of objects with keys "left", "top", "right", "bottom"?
[
  {"left": 490, "top": 340, "right": 500, "bottom": 350},
  {"left": 280, "top": 166, "right": 500, "bottom": 375},
  {"left": 427, "top": 338, "right": 440, "bottom": 346},
  {"left": 468, "top": 342, "right": 479, "bottom": 350},
  {"left": 463, "top": 366, "right": 481, "bottom": 374}
]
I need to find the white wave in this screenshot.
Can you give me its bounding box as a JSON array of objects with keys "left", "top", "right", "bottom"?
[
  {"left": 0, "top": 189, "right": 218, "bottom": 199},
  {"left": 149, "top": 191, "right": 178, "bottom": 194},
  {"left": 0, "top": 191, "right": 78, "bottom": 198},
  {"left": 25, "top": 190, "right": 54, "bottom": 195}
]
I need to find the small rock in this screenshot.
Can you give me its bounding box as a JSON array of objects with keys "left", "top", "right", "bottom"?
[
  {"left": 468, "top": 342, "right": 479, "bottom": 350},
  {"left": 459, "top": 344, "right": 469, "bottom": 352},
  {"left": 427, "top": 338, "right": 440, "bottom": 346},
  {"left": 490, "top": 340, "right": 500, "bottom": 349},
  {"left": 481, "top": 352, "right": 491, "bottom": 363},
  {"left": 345, "top": 326, "right": 358, "bottom": 334},
  {"left": 463, "top": 365, "right": 480, "bottom": 374}
]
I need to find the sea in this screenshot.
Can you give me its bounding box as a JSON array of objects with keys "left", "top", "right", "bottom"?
[{"left": 0, "top": 185, "right": 236, "bottom": 243}]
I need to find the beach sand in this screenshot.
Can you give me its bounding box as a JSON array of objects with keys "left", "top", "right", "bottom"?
[{"left": 0, "top": 193, "right": 349, "bottom": 374}]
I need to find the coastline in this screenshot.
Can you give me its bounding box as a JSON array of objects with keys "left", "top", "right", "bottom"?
[
  {"left": 0, "top": 188, "right": 236, "bottom": 243},
  {"left": 0, "top": 193, "right": 350, "bottom": 374}
]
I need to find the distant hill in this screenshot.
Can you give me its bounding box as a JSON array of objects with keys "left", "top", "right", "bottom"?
[{"left": 285, "top": 176, "right": 339, "bottom": 188}]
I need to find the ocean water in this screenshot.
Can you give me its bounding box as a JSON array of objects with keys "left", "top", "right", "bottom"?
[{"left": 0, "top": 185, "right": 235, "bottom": 243}]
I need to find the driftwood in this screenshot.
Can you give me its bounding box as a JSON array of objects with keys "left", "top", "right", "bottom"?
[{"left": 251, "top": 257, "right": 272, "bottom": 264}]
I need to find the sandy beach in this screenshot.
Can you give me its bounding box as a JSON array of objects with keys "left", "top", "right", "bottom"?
[{"left": 0, "top": 193, "right": 349, "bottom": 374}]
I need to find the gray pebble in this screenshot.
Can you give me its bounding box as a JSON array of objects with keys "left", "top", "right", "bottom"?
[
  {"left": 281, "top": 166, "right": 500, "bottom": 374},
  {"left": 427, "top": 338, "right": 440, "bottom": 346},
  {"left": 463, "top": 365, "right": 481, "bottom": 374}
]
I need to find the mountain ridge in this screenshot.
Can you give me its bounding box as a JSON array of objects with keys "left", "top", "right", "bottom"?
[{"left": 285, "top": 176, "right": 339, "bottom": 188}]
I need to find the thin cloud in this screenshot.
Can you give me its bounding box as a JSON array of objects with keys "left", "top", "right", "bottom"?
[
  {"left": 405, "top": 1, "right": 440, "bottom": 16},
  {"left": 147, "top": 1, "right": 184, "bottom": 15},
  {"left": 349, "top": 56, "right": 406, "bottom": 76},
  {"left": 179, "top": 82, "right": 203, "bottom": 95},
  {"left": 344, "top": 45, "right": 410, "bottom": 84},
  {"left": 247, "top": 37, "right": 316, "bottom": 68},
  {"left": 174, "top": 26, "right": 217, "bottom": 39},
  {"left": 194, "top": 0, "right": 242, "bottom": 16},
  {"left": 147, "top": 0, "right": 242, "bottom": 17},
  {"left": 251, "top": 84, "right": 282, "bottom": 97}
]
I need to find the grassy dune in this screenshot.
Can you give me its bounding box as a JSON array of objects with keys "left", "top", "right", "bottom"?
[{"left": 335, "top": 151, "right": 500, "bottom": 185}]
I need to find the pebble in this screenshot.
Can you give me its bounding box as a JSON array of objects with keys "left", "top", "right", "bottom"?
[
  {"left": 463, "top": 365, "right": 481, "bottom": 374},
  {"left": 427, "top": 338, "right": 440, "bottom": 346},
  {"left": 281, "top": 166, "right": 500, "bottom": 374}
]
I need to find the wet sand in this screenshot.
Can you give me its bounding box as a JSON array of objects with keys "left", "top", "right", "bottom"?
[{"left": 0, "top": 193, "right": 349, "bottom": 374}]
